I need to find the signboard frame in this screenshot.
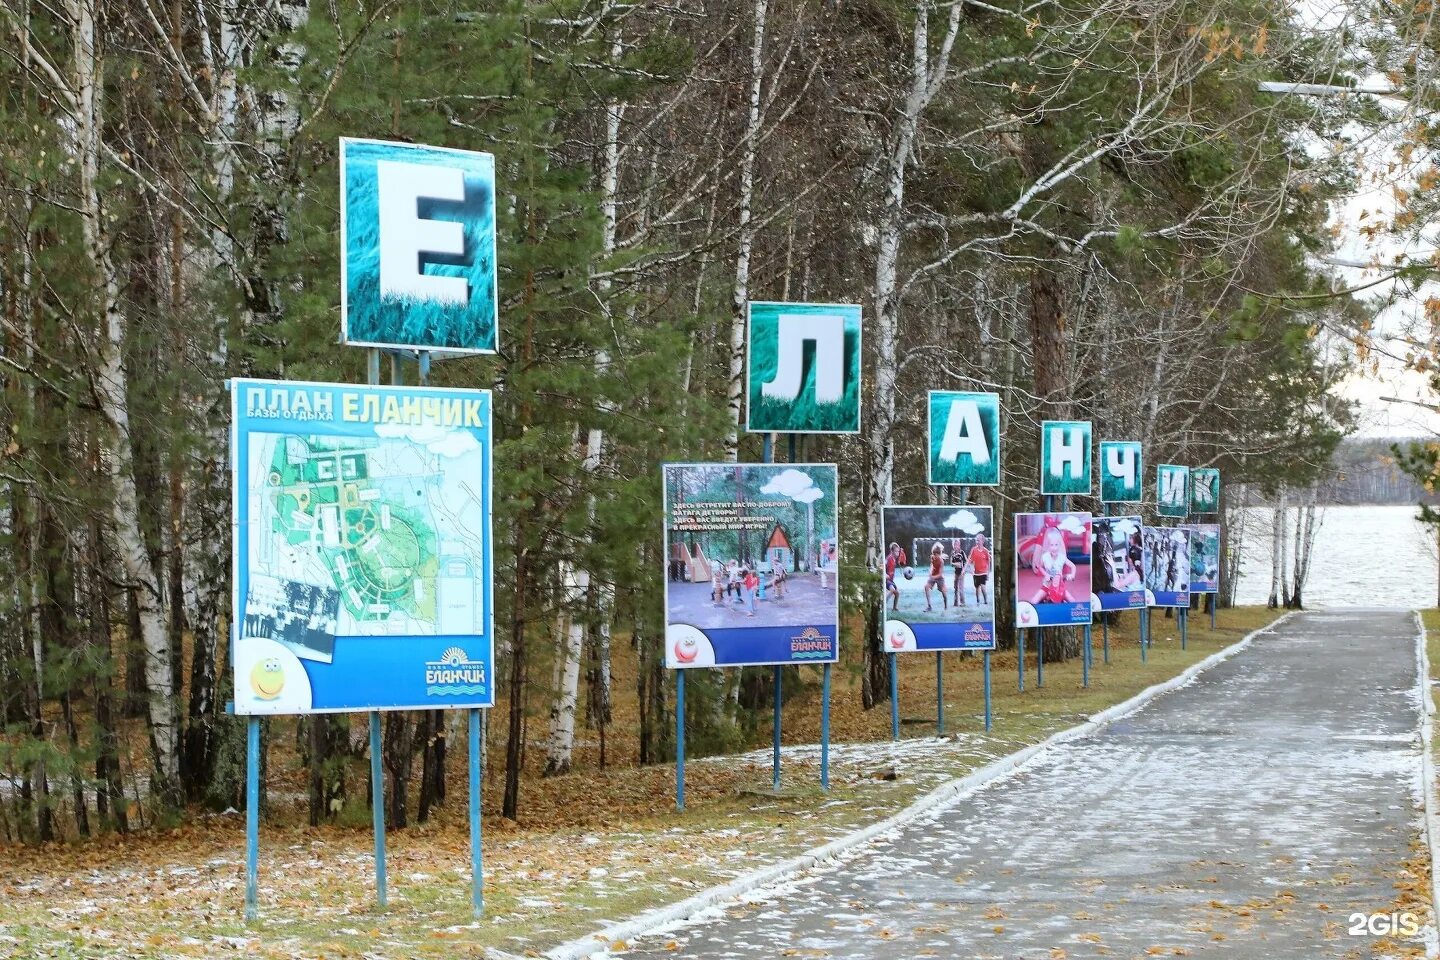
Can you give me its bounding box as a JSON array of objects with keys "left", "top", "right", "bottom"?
[
  {"left": 744, "top": 301, "right": 862, "bottom": 434},
  {"left": 1040, "top": 420, "right": 1093, "bottom": 496},
  {"left": 880, "top": 504, "right": 997, "bottom": 652},
  {"left": 926, "top": 390, "right": 1002, "bottom": 487},
  {"left": 1099, "top": 440, "right": 1144, "bottom": 503}
]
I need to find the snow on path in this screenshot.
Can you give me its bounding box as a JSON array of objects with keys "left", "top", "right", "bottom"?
[{"left": 618, "top": 609, "right": 1427, "bottom": 958}]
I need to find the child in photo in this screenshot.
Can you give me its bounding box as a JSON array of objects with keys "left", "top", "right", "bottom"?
[
  {"left": 1029, "top": 524, "right": 1076, "bottom": 604},
  {"left": 924, "top": 542, "right": 949, "bottom": 612},
  {"left": 969, "top": 533, "right": 991, "bottom": 605},
  {"left": 951, "top": 539, "right": 968, "bottom": 606},
  {"left": 710, "top": 561, "right": 725, "bottom": 606},
  {"left": 886, "top": 542, "right": 902, "bottom": 612},
  {"left": 742, "top": 566, "right": 759, "bottom": 616},
  {"left": 727, "top": 560, "right": 742, "bottom": 602}
]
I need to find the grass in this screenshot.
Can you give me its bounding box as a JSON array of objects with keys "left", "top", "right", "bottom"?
[{"left": 0, "top": 606, "right": 1283, "bottom": 960}]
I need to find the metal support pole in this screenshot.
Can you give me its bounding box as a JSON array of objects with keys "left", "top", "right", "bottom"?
[
  {"left": 1103, "top": 618, "right": 1110, "bottom": 664},
  {"left": 675, "top": 671, "right": 686, "bottom": 810},
  {"left": 820, "top": 663, "right": 831, "bottom": 791},
  {"left": 983, "top": 650, "right": 992, "bottom": 731},
  {"left": 1181, "top": 608, "right": 1187, "bottom": 650},
  {"left": 468, "top": 708, "right": 483, "bottom": 916},
  {"left": 1082, "top": 625, "right": 1091, "bottom": 688},
  {"left": 772, "top": 666, "right": 782, "bottom": 792},
  {"left": 244, "top": 716, "right": 259, "bottom": 922},
  {"left": 889, "top": 652, "right": 900, "bottom": 741},
  {"left": 1141, "top": 608, "right": 1148, "bottom": 663},
  {"left": 1018, "top": 630, "right": 1025, "bottom": 692},
  {"left": 369, "top": 710, "right": 388, "bottom": 909},
  {"left": 936, "top": 652, "right": 944, "bottom": 735},
  {"left": 1037, "top": 630, "right": 1045, "bottom": 688}
]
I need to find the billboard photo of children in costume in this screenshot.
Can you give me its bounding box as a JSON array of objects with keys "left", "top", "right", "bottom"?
[
  {"left": 880, "top": 505, "right": 996, "bottom": 652},
  {"left": 1183, "top": 523, "right": 1220, "bottom": 593},
  {"left": 1143, "top": 525, "right": 1191, "bottom": 607},
  {"left": 1091, "top": 514, "right": 1147, "bottom": 612},
  {"left": 1014, "top": 512, "right": 1093, "bottom": 628},
  {"left": 663, "top": 463, "right": 839, "bottom": 668}
]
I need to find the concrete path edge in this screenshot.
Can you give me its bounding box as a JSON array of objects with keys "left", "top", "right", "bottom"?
[
  {"left": 1414, "top": 610, "right": 1440, "bottom": 959},
  {"left": 543, "top": 611, "right": 1297, "bottom": 960}
]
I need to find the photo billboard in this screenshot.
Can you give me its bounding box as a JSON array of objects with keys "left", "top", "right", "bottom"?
[
  {"left": 1183, "top": 523, "right": 1221, "bottom": 593},
  {"left": 1143, "top": 525, "right": 1191, "bottom": 607},
  {"left": 340, "top": 138, "right": 498, "bottom": 354},
  {"left": 663, "top": 463, "right": 839, "bottom": 668},
  {"left": 1099, "top": 440, "right": 1143, "bottom": 503},
  {"left": 1190, "top": 467, "right": 1221, "bottom": 514},
  {"left": 1156, "top": 464, "right": 1190, "bottom": 518},
  {"left": 927, "top": 391, "right": 1001, "bottom": 486},
  {"left": 231, "top": 378, "right": 494, "bottom": 714},
  {"left": 1040, "top": 421, "right": 1092, "bottom": 496},
  {"left": 1014, "top": 512, "right": 1093, "bottom": 628},
  {"left": 1091, "top": 514, "right": 1147, "bottom": 612},
  {"left": 880, "top": 505, "right": 996, "bottom": 652},
  {"left": 746, "top": 302, "right": 862, "bottom": 433}
]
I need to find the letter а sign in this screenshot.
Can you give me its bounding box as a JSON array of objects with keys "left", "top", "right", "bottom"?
[
  {"left": 1040, "top": 421, "right": 1092, "bottom": 496},
  {"left": 746, "top": 302, "right": 862, "bottom": 433},
  {"left": 928, "top": 391, "right": 1001, "bottom": 486},
  {"left": 341, "top": 138, "right": 499, "bottom": 354}
]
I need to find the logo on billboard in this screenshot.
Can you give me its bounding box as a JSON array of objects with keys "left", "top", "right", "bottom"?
[
  {"left": 790, "top": 626, "right": 834, "bottom": 659},
  {"left": 425, "top": 646, "right": 488, "bottom": 696}
]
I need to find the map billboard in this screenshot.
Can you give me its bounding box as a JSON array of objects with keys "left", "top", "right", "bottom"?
[
  {"left": 927, "top": 391, "right": 1001, "bottom": 486},
  {"left": 746, "top": 302, "right": 862, "bottom": 433},
  {"left": 663, "top": 463, "right": 839, "bottom": 668},
  {"left": 880, "top": 505, "right": 996, "bottom": 652},
  {"left": 1091, "top": 514, "right": 1147, "bottom": 612},
  {"left": 1099, "top": 440, "right": 1143, "bottom": 503},
  {"left": 1143, "top": 525, "right": 1191, "bottom": 607},
  {"left": 340, "top": 138, "right": 499, "bottom": 354},
  {"left": 1183, "top": 523, "right": 1220, "bottom": 593},
  {"left": 231, "top": 378, "right": 493, "bottom": 714},
  {"left": 1157, "top": 464, "right": 1190, "bottom": 518},
  {"left": 1040, "top": 421, "right": 1092, "bottom": 496},
  {"left": 1190, "top": 467, "right": 1221, "bottom": 514},
  {"left": 1014, "top": 511, "right": 1093, "bottom": 628}
]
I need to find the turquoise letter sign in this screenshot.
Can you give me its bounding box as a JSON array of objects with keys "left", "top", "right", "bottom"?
[
  {"left": 1040, "top": 420, "right": 1092, "bottom": 496},
  {"left": 746, "top": 301, "right": 862, "bottom": 433},
  {"left": 1190, "top": 467, "right": 1220, "bottom": 514},
  {"left": 1157, "top": 464, "right": 1190, "bottom": 518},
  {"left": 928, "top": 391, "right": 1001, "bottom": 486},
  {"left": 340, "top": 138, "right": 498, "bottom": 354},
  {"left": 1099, "top": 440, "right": 1143, "bottom": 503}
]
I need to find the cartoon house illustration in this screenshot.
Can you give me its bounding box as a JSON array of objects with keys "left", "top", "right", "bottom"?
[{"left": 763, "top": 523, "right": 793, "bottom": 572}]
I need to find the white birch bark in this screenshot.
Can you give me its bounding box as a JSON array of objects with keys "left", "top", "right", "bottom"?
[
  {"left": 70, "top": 0, "right": 181, "bottom": 795},
  {"left": 724, "top": 0, "right": 768, "bottom": 461}
]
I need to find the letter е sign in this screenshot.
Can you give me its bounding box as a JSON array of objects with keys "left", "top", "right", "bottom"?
[{"left": 340, "top": 138, "right": 499, "bottom": 354}]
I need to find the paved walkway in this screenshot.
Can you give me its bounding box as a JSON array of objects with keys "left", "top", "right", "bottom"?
[{"left": 623, "top": 610, "right": 1427, "bottom": 958}]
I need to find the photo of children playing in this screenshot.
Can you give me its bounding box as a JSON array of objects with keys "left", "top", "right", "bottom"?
[
  {"left": 1014, "top": 512, "right": 1093, "bottom": 627},
  {"left": 1091, "top": 514, "right": 1146, "bottom": 610},
  {"left": 880, "top": 505, "right": 995, "bottom": 625},
  {"left": 664, "top": 463, "right": 838, "bottom": 631},
  {"left": 1143, "top": 525, "right": 1191, "bottom": 605},
  {"left": 1184, "top": 523, "right": 1220, "bottom": 593}
]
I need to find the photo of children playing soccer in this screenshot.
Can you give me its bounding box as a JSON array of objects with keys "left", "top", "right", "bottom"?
[
  {"left": 664, "top": 463, "right": 839, "bottom": 635},
  {"left": 1184, "top": 523, "right": 1220, "bottom": 593},
  {"left": 1091, "top": 514, "right": 1146, "bottom": 610},
  {"left": 1143, "top": 525, "right": 1191, "bottom": 606},
  {"left": 881, "top": 505, "right": 995, "bottom": 624},
  {"left": 1014, "top": 511, "right": 1093, "bottom": 627}
]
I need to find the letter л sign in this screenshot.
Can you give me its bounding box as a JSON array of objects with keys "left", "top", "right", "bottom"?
[
  {"left": 340, "top": 138, "right": 499, "bottom": 355},
  {"left": 745, "top": 301, "right": 862, "bottom": 434},
  {"left": 927, "top": 391, "right": 1001, "bottom": 486},
  {"left": 1040, "top": 420, "right": 1092, "bottom": 496}
]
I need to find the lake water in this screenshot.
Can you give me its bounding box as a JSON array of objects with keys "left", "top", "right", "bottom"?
[{"left": 1231, "top": 504, "right": 1435, "bottom": 608}]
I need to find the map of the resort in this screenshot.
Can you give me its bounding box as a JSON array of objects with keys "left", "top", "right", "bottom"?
[{"left": 245, "top": 428, "right": 486, "bottom": 657}]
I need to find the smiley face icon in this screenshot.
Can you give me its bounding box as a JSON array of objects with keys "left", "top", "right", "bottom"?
[{"left": 250, "top": 658, "right": 286, "bottom": 700}]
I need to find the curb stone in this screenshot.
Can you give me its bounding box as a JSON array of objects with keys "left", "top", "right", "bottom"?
[
  {"left": 545, "top": 611, "right": 1296, "bottom": 960},
  {"left": 1413, "top": 610, "right": 1440, "bottom": 959}
]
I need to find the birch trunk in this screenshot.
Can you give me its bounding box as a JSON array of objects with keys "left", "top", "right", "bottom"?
[
  {"left": 724, "top": 0, "right": 768, "bottom": 460},
  {"left": 71, "top": 0, "right": 180, "bottom": 800}
]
